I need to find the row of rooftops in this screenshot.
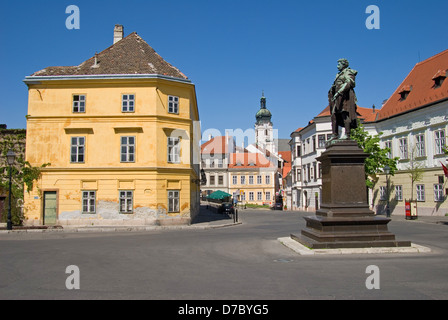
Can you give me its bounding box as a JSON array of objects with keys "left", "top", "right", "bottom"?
[
  {"left": 26, "top": 25, "right": 447, "bottom": 176},
  {"left": 26, "top": 24, "right": 447, "bottom": 129}
]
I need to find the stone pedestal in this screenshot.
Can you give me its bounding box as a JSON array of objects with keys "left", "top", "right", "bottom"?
[{"left": 292, "top": 140, "right": 411, "bottom": 249}]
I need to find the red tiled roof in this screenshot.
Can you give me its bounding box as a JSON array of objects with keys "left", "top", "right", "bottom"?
[
  {"left": 30, "top": 32, "right": 188, "bottom": 80},
  {"left": 201, "top": 136, "right": 233, "bottom": 154},
  {"left": 278, "top": 151, "right": 291, "bottom": 163},
  {"left": 228, "top": 153, "right": 275, "bottom": 169},
  {"left": 282, "top": 161, "right": 292, "bottom": 179},
  {"left": 279, "top": 151, "right": 292, "bottom": 178},
  {"left": 315, "top": 105, "right": 378, "bottom": 122},
  {"left": 377, "top": 49, "right": 448, "bottom": 121}
]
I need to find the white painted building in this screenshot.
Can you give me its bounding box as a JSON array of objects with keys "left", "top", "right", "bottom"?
[
  {"left": 289, "top": 106, "right": 378, "bottom": 211},
  {"left": 369, "top": 49, "right": 448, "bottom": 216},
  {"left": 289, "top": 49, "right": 448, "bottom": 216}
]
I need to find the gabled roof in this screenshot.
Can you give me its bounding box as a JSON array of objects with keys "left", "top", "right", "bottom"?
[
  {"left": 315, "top": 105, "right": 378, "bottom": 122},
  {"left": 294, "top": 104, "right": 379, "bottom": 135},
  {"left": 201, "top": 136, "right": 234, "bottom": 154},
  {"left": 228, "top": 153, "right": 275, "bottom": 169},
  {"left": 279, "top": 151, "right": 292, "bottom": 179},
  {"left": 30, "top": 32, "right": 188, "bottom": 80},
  {"left": 377, "top": 49, "right": 448, "bottom": 121}
]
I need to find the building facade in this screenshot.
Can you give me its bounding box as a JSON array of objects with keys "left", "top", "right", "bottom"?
[
  {"left": 23, "top": 26, "right": 201, "bottom": 226},
  {"left": 200, "top": 135, "right": 235, "bottom": 198},
  {"left": 290, "top": 49, "right": 447, "bottom": 216},
  {"left": 290, "top": 106, "right": 378, "bottom": 211},
  {"left": 371, "top": 49, "right": 448, "bottom": 216},
  {"left": 228, "top": 153, "right": 277, "bottom": 206}
]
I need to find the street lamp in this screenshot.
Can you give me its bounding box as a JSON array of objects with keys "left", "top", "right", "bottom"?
[
  {"left": 384, "top": 164, "right": 391, "bottom": 218},
  {"left": 6, "top": 150, "right": 16, "bottom": 230}
]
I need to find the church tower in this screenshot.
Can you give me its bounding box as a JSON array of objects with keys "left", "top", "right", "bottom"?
[{"left": 255, "top": 93, "right": 275, "bottom": 154}]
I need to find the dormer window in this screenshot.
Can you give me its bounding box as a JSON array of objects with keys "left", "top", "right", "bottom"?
[
  {"left": 432, "top": 70, "right": 447, "bottom": 88},
  {"left": 398, "top": 85, "right": 412, "bottom": 101}
]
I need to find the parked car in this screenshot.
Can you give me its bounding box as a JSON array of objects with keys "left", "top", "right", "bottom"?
[
  {"left": 273, "top": 203, "right": 283, "bottom": 210},
  {"left": 219, "top": 202, "right": 235, "bottom": 215}
]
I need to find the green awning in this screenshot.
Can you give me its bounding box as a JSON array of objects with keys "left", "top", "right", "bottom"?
[{"left": 207, "top": 190, "right": 232, "bottom": 200}]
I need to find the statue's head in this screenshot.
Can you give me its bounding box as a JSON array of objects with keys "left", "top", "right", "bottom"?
[{"left": 337, "top": 59, "right": 349, "bottom": 71}]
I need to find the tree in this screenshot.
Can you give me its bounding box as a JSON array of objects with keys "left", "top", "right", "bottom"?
[
  {"left": 406, "top": 145, "right": 424, "bottom": 202},
  {"left": 350, "top": 121, "right": 399, "bottom": 189},
  {"left": 0, "top": 130, "right": 50, "bottom": 225}
]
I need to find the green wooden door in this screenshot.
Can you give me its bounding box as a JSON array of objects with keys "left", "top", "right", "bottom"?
[{"left": 43, "top": 191, "right": 57, "bottom": 225}]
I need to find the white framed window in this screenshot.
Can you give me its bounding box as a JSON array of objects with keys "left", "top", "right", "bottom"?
[
  {"left": 119, "top": 191, "right": 133, "bottom": 213},
  {"left": 395, "top": 185, "right": 403, "bottom": 201},
  {"left": 399, "top": 137, "right": 408, "bottom": 159},
  {"left": 241, "top": 176, "right": 246, "bottom": 185},
  {"left": 82, "top": 191, "right": 96, "bottom": 213},
  {"left": 318, "top": 135, "right": 326, "bottom": 148},
  {"left": 266, "top": 192, "right": 271, "bottom": 201},
  {"left": 73, "top": 95, "right": 86, "bottom": 113},
  {"left": 435, "top": 130, "right": 446, "bottom": 155},
  {"left": 249, "top": 192, "right": 254, "bottom": 201},
  {"left": 384, "top": 141, "right": 393, "bottom": 159},
  {"left": 168, "top": 190, "right": 180, "bottom": 213},
  {"left": 415, "top": 134, "right": 426, "bottom": 157},
  {"left": 379, "top": 186, "right": 387, "bottom": 201},
  {"left": 122, "top": 94, "right": 135, "bottom": 112},
  {"left": 71, "top": 136, "right": 85, "bottom": 163},
  {"left": 121, "top": 136, "right": 135, "bottom": 163},
  {"left": 257, "top": 192, "right": 262, "bottom": 201},
  {"left": 232, "top": 175, "right": 237, "bottom": 185},
  {"left": 416, "top": 184, "right": 425, "bottom": 202},
  {"left": 265, "top": 175, "right": 270, "bottom": 185},
  {"left": 434, "top": 184, "right": 444, "bottom": 202},
  {"left": 167, "top": 137, "right": 180, "bottom": 163},
  {"left": 257, "top": 175, "right": 262, "bottom": 184},
  {"left": 249, "top": 176, "right": 254, "bottom": 185},
  {"left": 168, "top": 96, "right": 179, "bottom": 114}
]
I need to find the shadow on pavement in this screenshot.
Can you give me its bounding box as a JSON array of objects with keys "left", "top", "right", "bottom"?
[{"left": 192, "top": 205, "right": 233, "bottom": 225}]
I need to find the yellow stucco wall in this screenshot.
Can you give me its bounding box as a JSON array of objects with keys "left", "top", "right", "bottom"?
[
  {"left": 228, "top": 170, "right": 276, "bottom": 206},
  {"left": 373, "top": 168, "right": 448, "bottom": 216},
  {"left": 24, "top": 77, "right": 200, "bottom": 226}
]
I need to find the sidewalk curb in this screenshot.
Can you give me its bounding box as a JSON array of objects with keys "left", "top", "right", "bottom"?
[
  {"left": 278, "top": 236, "right": 432, "bottom": 255},
  {"left": 0, "top": 221, "right": 243, "bottom": 234}
]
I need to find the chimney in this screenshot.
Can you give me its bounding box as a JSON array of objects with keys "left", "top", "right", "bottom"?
[{"left": 114, "top": 25, "right": 124, "bottom": 44}]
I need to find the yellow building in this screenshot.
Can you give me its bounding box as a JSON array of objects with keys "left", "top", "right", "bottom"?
[
  {"left": 23, "top": 26, "right": 201, "bottom": 227},
  {"left": 228, "top": 153, "right": 277, "bottom": 206}
]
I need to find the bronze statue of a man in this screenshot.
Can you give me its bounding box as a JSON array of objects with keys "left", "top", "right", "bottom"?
[{"left": 328, "top": 59, "right": 358, "bottom": 140}]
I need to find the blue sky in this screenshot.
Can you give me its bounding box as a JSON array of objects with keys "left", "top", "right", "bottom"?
[{"left": 1, "top": 0, "right": 447, "bottom": 142}]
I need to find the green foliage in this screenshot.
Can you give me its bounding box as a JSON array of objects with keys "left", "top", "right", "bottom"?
[
  {"left": 350, "top": 121, "right": 399, "bottom": 189},
  {"left": 0, "top": 132, "right": 50, "bottom": 225}
]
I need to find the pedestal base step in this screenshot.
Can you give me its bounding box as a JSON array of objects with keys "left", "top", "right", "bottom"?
[{"left": 291, "top": 233, "right": 412, "bottom": 249}]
